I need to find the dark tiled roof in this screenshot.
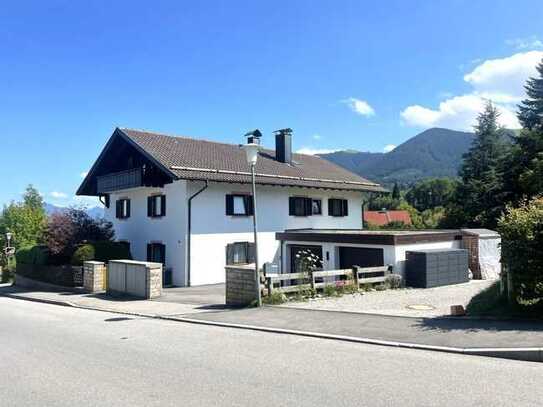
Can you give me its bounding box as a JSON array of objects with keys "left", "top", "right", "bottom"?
[{"left": 119, "top": 128, "right": 384, "bottom": 192}]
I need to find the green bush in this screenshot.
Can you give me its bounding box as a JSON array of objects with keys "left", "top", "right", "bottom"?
[
  {"left": 71, "top": 244, "right": 96, "bottom": 266},
  {"left": 92, "top": 241, "right": 132, "bottom": 263},
  {"left": 385, "top": 274, "right": 402, "bottom": 289},
  {"left": 15, "top": 245, "right": 49, "bottom": 265},
  {"left": 498, "top": 197, "right": 543, "bottom": 306},
  {"left": 263, "top": 291, "right": 287, "bottom": 305}
]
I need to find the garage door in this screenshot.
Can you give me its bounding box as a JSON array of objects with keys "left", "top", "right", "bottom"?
[{"left": 339, "top": 247, "right": 384, "bottom": 269}]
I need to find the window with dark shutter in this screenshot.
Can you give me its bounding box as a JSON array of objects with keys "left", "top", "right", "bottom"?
[
  {"left": 225, "top": 194, "right": 253, "bottom": 216},
  {"left": 289, "top": 197, "right": 313, "bottom": 216},
  {"left": 147, "top": 243, "right": 166, "bottom": 264},
  {"left": 311, "top": 199, "right": 322, "bottom": 215},
  {"left": 148, "top": 195, "right": 166, "bottom": 218},
  {"left": 116, "top": 199, "right": 130, "bottom": 219},
  {"left": 328, "top": 198, "right": 348, "bottom": 217}
]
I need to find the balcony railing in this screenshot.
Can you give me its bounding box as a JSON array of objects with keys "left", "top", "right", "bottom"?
[{"left": 97, "top": 168, "right": 143, "bottom": 193}]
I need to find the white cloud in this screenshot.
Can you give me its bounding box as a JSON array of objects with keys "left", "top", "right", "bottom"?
[
  {"left": 401, "top": 50, "right": 543, "bottom": 130},
  {"left": 506, "top": 36, "right": 543, "bottom": 50},
  {"left": 296, "top": 147, "right": 341, "bottom": 155},
  {"left": 50, "top": 191, "right": 68, "bottom": 199},
  {"left": 343, "top": 97, "right": 375, "bottom": 117},
  {"left": 383, "top": 144, "right": 396, "bottom": 153},
  {"left": 80, "top": 171, "right": 89, "bottom": 178},
  {"left": 312, "top": 134, "right": 321, "bottom": 140}
]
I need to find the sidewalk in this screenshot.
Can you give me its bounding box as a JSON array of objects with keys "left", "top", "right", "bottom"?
[{"left": 2, "top": 285, "right": 542, "bottom": 362}]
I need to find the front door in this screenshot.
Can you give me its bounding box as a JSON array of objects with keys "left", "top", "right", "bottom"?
[{"left": 147, "top": 243, "right": 170, "bottom": 286}]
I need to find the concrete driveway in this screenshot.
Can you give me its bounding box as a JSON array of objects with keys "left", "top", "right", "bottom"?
[
  {"left": 154, "top": 283, "right": 226, "bottom": 307},
  {"left": 282, "top": 279, "right": 496, "bottom": 317}
]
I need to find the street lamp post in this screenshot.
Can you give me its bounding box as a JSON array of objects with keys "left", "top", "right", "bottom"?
[{"left": 242, "top": 142, "right": 262, "bottom": 307}]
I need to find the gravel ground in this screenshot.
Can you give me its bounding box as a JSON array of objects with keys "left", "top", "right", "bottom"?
[{"left": 281, "top": 279, "right": 497, "bottom": 318}]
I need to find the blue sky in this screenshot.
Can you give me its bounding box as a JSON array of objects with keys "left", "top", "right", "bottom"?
[{"left": 1, "top": 1, "right": 543, "bottom": 207}]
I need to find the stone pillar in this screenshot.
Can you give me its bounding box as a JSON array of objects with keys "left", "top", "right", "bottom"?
[
  {"left": 83, "top": 261, "right": 106, "bottom": 293},
  {"left": 146, "top": 263, "right": 162, "bottom": 299},
  {"left": 225, "top": 265, "right": 259, "bottom": 306}
]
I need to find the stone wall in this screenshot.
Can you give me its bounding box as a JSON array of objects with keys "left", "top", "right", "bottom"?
[
  {"left": 146, "top": 264, "right": 162, "bottom": 299},
  {"left": 83, "top": 261, "right": 106, "bottom": 293},
  {"left": 225, "top": 265, "right": 259, "bottom": 306}
]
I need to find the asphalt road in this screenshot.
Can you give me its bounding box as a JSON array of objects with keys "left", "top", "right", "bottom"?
[{"left": 1, "top": 297, "right": 542, "bottom": 407}]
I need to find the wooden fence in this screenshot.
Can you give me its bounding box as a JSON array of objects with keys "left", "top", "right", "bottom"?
[{"left": 265, "top": 265, "right": 391, "bottom": 295}]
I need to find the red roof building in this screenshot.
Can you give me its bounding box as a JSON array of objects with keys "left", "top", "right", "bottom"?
[{"left": 363, "top": 210, "right": 412, "bottom": 227}]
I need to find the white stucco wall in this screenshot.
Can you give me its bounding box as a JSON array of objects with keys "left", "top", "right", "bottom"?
[
  {"left": 105, "top": 180, "right": 365, "bottom": 286},
  {"left": 478, "top": 237, "right": 501, "bottom": 279},
  {"left": 188, "top": 182, "right": 364, "bottom": 285},
  {"left": 104, "top": 181, "right": 188, "bottom": 286}
]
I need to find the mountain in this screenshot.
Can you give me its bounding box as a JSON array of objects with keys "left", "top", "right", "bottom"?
[
  {"left": 320, "top": 128, "right": 475, "bottom": 186},
  {"left": 44, "top": 202, "right": 104, "bottom": 219}
]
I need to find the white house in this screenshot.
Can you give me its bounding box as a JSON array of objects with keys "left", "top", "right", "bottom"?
[{"left": 77, "top": 127, "right": 384, "bottom": 286}]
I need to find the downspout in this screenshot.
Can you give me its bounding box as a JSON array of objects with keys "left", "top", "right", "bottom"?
[{"left": 187, "top": 180, "right": 208, "bottom": 287}]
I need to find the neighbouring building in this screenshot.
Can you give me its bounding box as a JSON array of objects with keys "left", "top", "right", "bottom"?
[
  {"left": 363, "top": 210, "right": 412, "bottom": 227},
  {"left": 77, "top": 127, "right": 384, "bottom": 286}
]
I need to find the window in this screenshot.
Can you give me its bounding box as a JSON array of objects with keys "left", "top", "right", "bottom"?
[
  {"left": 116, "top": 199, "right": 131, "bottom": 219},
  {"left": 147, "top": 243, "right": 165, "bottom": 264},
  {"left": 328, "top": 198, "right": 349, "bottom": 217},
  {"left": 226, "top": 242, "right": 255, "bottom": 265},
  {"left": 311, "top": 199, "right": 322, "bottom": 215},
  {"left": 147, "top": 194, "right": 166, "bottom": 218},
  {"left": 289, "top": 197, "right": 312, "bottom": 216},
  {"left": 226, "top": 194, "right": 254, "bottom": 216}
]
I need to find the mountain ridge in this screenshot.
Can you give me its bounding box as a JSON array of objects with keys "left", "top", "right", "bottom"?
[{"left": 319, "top": 128, "right": 475, "bottom": 186}]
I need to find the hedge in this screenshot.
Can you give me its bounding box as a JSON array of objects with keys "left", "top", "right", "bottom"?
[
  {"left": 15, "top": 245, "right": 49, "bottom": 266},
  {"left": 498, "top": 197, "right": 543, "bottom": 306}
]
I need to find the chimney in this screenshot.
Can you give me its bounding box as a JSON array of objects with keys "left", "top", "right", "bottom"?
[
  {"left": 244, "top": 129, "right": 262, "bottom": 145},
  {"left": 274, "top": 128, "right": 292, "bottom": 164}
]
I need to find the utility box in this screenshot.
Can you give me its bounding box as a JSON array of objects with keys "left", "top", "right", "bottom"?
[
  {"left": 405, "top": 249, "right": 469, "bottom": 288},
  {"left": 107, "top": 260, "right": 162, "bottom": 299}
]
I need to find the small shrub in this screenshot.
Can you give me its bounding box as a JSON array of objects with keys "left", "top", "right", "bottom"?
[
  {"left": 375, "top": 284, "right": 387, "bottom": 291},
  {"left": 342, "top": 282, "right": 359, "bottom": 295},
  {"left": 385, "top": 273, "right": 402, "bottom": 289},
  {"left": 360, "top": 283, "right": 373, "bottom": 292},
  {"left": 71, "top": 244, "right": 96, "bottom": 266},
  {"left": 263, "top": 291, "right": 287, "bottom": 305},
  {"left": 323, "top": 284, "right": 338, "bottom": 297}
]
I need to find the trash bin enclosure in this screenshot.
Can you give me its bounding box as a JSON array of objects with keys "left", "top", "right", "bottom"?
[
  {"left": 405, "top": 249, "right": 469, "bottom": 288},
  {"left": 107, "top": 260, "right": 162, "bottom": 299}
]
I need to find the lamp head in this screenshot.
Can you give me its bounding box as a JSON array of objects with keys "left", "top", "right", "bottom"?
[{"left": 242, "top": 143, "right": 260, "bottom": 166}]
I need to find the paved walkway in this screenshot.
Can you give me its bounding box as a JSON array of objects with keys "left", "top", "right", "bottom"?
[{"left": 185, "top": 306, "right": 543, "bottom": 349}]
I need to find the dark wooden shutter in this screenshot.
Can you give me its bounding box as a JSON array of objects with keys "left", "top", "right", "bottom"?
[
  {"left": 247, "top": 242, "right": 256, "bottom": 264},
  {"left": 160, "top": 195, "right": 166, "bottom": 216},
  {"left": 159, "top": 244, "right": 166, "bottom": 264},
  {"left": 126, "top": 199, "right": 131, "bottom": 218},
  {"left": 225, "top": 195, "right": 234, "bottom": 215},
  {"left": 226, "top": 243, "right": 234, "bottom": 265},
  {"left": 146, "top": 244, "right": 152, "bottom": 262},
  {"left": 289, "top": 197, "right": 296, "bottom": 216},
  {"left": 304, "top": 198, "right": 312, "bottom": 216},
  {"left": 342, "top": 199, "right": 348, "bottom": 216},
  {"left": 104, "top": 194, "right": 110, "bottom": 208},
  {"left": 116, "top": 200, "right": 121, "bottom": 218},
  {"left": 147, "top": 196, "right": 153, "bottom": 217},
  {"left": 328, "top": 199, "right": 334, "bottom": 216},
  {"left": 245, "top": 195, "right": 254, "bottom": 216}
]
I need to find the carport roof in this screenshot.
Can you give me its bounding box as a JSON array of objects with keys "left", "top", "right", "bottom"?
[{"left": 276, "top": 229, "right": 464, "bottom": 245}]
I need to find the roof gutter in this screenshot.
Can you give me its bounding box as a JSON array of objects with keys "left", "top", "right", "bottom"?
[{"left": 187, "top": 180, "right": 208, "bottom": 287}]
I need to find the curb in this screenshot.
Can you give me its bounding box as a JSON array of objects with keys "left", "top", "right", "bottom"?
[{"left": 3, "top": 292, "right": 541, "bottom": 363}]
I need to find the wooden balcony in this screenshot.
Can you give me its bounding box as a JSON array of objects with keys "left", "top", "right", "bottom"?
[{"left": 97, "top": 168, "right": 143, "bottom": 193}]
